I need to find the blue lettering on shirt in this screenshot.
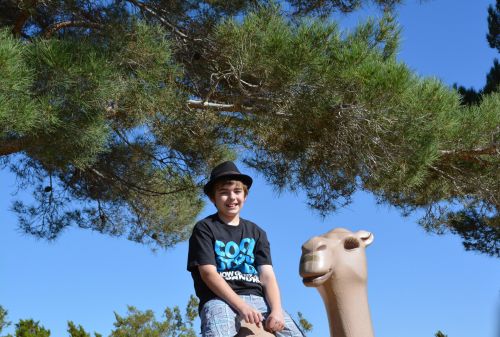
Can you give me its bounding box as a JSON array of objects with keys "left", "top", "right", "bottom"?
[{"left": 214, "top": 238, "right": 257, "bottom": 275}]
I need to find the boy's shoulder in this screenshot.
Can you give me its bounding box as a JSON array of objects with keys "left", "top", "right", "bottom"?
[
  {"left": 240, "top": 217, "right": 267, "bottom": 233},
  {"left": 193, "top": 213, "right": 218, "bottom": 229},
  {"left": 198, "top": 213, "right": 218, "bottom": 223}
]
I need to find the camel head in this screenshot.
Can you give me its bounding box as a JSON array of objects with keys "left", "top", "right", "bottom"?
[{"left": 299, "top": 228, "right": 374, "bottom": 287}]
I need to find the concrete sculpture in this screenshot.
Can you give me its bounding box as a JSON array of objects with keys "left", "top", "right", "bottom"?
[
  {"left": 234, "top": 227, "right": 375, "bottom": 337},
  {"left": 299, "top": 228, "right": 375, "bottom": 337},
  {"left": 235, "top": 321, "right": 275, "bottom": 337}
]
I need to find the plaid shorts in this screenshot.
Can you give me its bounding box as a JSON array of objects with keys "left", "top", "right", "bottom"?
[{"left": 200, "top": 295, "right": 305, "bottom": 337}]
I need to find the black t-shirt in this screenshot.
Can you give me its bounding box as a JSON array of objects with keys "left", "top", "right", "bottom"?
[{"left": 187, "top": 213, "right": 272, "bottom": 311}]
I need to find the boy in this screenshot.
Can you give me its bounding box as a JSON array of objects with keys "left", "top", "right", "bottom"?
[{"left": 187, "top": 161, "right": 304, "bottom": 337}]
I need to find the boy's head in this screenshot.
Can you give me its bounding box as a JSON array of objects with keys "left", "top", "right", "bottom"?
[
  {"left": 207, "top": 179, "right": 249, "bottom": 201},
  {"left": 208, "top": 179, "right": 249, "bottom": 219},
  {"left": 203, "top": 161, "right": 253, "bottom": 199}
]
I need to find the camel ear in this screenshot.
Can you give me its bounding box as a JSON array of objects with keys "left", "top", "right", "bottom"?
[{"left": 357, "top": 230, "right": 374, "bottom": 247}]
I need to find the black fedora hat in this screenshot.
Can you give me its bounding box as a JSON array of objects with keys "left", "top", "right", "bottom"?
[{"left": 203, "top": 161, "right": 253, "bottom": 195}]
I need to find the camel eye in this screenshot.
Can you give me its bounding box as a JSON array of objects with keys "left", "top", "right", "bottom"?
[{"left": 344, "top": 237, "right": 360, "bottom": 250}]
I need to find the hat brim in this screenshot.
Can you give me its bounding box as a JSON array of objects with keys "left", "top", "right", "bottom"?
[{"left": 203, "top": 173, "right": 253, "bottom": 195}]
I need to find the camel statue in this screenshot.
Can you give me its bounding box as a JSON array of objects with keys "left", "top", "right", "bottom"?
[
  {"left": 235, "top": 227, "right": 374, "bottom": 337},
  {"left": 299, "top": 228, "right": 375, "bottom": 337},
  {"left": 235, "top": 321, "right": 275, "bottom": 337}
]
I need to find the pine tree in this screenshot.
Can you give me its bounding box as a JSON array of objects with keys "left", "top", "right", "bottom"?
[
  {"left": 13, "top": 320, "right": 50, "bottom": 337},
  {"left": 445, "top": 0, "right": 500, "bottom": 256},
  {"left": 0, "top": 306, "right": 11, "bottom": 336},
  {"left": 67, "top": 322, "right": 90, "bottom": 337},
  {"left": 0, "top": 297, "right": 199, "bottom": 337},
  {"left": 0, "top": 0, "right": 498, "bottom": 255},
  {"left": 296, "top": 311, "right": 313, "bottom": 333},
  {"left": 110, "top": 296, "right": 198, "bottom": 337},
  {"left": 456, "top": 0, "right": 500, "bottom": 105}
]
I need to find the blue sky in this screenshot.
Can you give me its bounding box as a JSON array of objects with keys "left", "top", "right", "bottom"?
[{"left": 1, "top": 1, "right": 499, "bottom": 337}]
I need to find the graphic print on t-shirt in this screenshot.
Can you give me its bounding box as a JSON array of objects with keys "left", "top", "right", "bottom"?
[{"left": 214, "top": 238, "right": 261, "bottom": 283}]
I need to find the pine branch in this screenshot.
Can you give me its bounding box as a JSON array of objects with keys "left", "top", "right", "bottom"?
[
  {"left": 111, "top": 128, "right": 193, "bottom": 175},
  {"left": 187, "top": 99, "right": 254, "bottom": 112},
  {"left": 89, "top": 168, "right": 194, "bottom": 197},
  {"left": 126, "top": 0, "right": 188, "bottom": 39},
  {"left": 439, "top": 145, "right": 499, "bottom": 160},
  {"left": 12, "top": 10, "right": 30, "bottom": 37},
  {"left": 11, "top": 0, "right": 38, "bottom": 37},
  {"left": 44, "top": 20, "right": 103, "bottom": 38},
  {"left": 0, "top": 139, "right": 25, "bottom": 156}
]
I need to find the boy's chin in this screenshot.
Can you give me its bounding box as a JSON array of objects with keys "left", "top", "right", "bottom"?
[
  {"left": 222, "top": 209, "right": 239, "bottom": 214},
  {"left": 219, "top": 207, "right": 241, "bottom": 216}
]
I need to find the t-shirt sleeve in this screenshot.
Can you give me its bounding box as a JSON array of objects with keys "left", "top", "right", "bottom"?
[
  {"left": 254, "top": 228, "right": 272, "bottom": 266},
  {"left": 187, "top": 222, "right": 216, "bottom": 272}
]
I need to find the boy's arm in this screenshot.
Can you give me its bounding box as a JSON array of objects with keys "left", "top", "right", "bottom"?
[
  {"left": 198, "top": 264, "right": 263, "bottom": 327},
  {"left": 258, "top": 264, "right": 285, "bottom": 332}
]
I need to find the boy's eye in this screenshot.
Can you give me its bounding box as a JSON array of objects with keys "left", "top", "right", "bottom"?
[{"left": 216, "top": 189, "right": 243, "bottom": 196}]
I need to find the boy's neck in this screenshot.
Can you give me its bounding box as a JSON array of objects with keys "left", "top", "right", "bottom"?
[{"left": 218, "top": 212, "right": 240, "bottom": 226}]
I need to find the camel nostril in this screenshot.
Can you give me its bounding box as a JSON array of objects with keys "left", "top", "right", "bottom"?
[
  {"left": 344, "top": 237, "right": 360, "bottom": 250},
  {"left": 301, "top": 243, "right": 326, "bottom": 254},
  {"left": 317, "top": 244, "right": 327, "bottom": 251}
]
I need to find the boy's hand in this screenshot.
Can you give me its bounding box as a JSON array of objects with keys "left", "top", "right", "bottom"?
[
  {"left": 237, "top": 303, "right": 263, "bottom": 327},
  {"left": 265, "top": 310, "right": 285, "bottom": 332}
]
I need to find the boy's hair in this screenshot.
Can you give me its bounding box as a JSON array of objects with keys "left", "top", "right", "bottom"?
[{"left": 207, "top": 179, "right": 249, "bottom": 199}]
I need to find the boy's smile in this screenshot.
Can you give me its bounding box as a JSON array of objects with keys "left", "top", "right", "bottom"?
[{"left": 211, "top": 182, "right": 247, "bottom": 225}]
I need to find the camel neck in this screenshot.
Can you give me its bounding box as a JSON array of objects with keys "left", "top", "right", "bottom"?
[{"left": 318, "top": 278, "right": 375, "bottom": 337}]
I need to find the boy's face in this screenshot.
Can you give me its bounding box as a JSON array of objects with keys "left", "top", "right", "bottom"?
[{"left": 210, "top": 181, "right": 247, "bottom": 220}]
